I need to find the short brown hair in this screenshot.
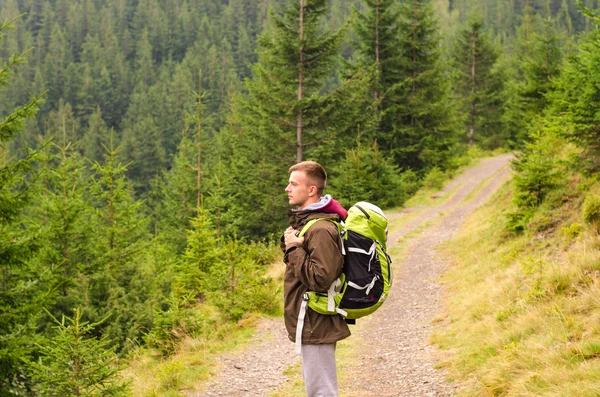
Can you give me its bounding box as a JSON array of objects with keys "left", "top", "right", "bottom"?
[{"left": 289, "top": 161, "right": 327, "bottom": 196}]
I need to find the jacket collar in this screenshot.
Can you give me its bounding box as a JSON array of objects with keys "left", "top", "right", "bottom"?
[{"left": 288, "top": 209, "right": 340, "bottom": 230}]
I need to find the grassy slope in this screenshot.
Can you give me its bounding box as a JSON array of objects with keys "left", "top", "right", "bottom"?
[{"left": 433, "top": 169, "right": 600, "bottom": 396}]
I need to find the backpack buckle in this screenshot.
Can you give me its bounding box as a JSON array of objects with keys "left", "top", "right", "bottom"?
[{"left": 302, "top": 293, "right": 309, "bottom": 302}]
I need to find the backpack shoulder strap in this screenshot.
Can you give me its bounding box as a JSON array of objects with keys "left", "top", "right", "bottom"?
[{"left": 298, "top": 218, "right": 341, "bottom": 238}]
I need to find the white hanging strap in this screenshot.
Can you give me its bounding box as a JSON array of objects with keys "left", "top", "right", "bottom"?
[
  {"left": 347, "top": 275, "right": 379, "bottom": 296},
  {"left": 328, "top": 277, "right": 345, "bottom": 312},
  {"left": 347, "top": 241, "right": 377, "bottom": 271},
  {"left": 327, "top": 278, "right": 342, "bottom": 313},
  {"left": 295, "top": 295, "right": 309, "bottom": 355}
]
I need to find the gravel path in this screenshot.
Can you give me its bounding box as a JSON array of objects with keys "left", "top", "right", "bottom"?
[{"left": 192, "top": 154, "right": 513, "bottom": 397}]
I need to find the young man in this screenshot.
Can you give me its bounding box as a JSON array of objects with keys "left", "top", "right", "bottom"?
[{"left": 281, "top": 161, "right": 350, "bottom": 397}]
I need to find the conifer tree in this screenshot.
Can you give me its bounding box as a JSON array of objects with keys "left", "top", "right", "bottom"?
[
  {"left": 27, "top": 307, "right": 129, "bottom": 397},
  {"left": 550, "top": 3, "right": 600, "bottom": 164},
  {"left": 87, "top": 131, "right": 154, "bottom": 350},
  {"left": 215, "top": 0, "right": 365, "bottom": 237},
  {"left": 158, "top": 132, "right": 197, "bottom": 253},
  {"left": 249, "top": 0, "right": 348, "bottom": 162},
  {"left": 0, "top": 15, "right": 46, "bottom": 395},
  {"left": 329, "top": 138, "right": 407, "bottom": 209},
  {"left": 505, "top": 15, "right": 562, "bottom": 143},
  {"left": 35, "top": 122, "right": 92, "bottom": 320},
  {"left": 81, "top": 106, "right": 110, "bottom": 164},
  {"left": 352, "top": 0, "right": 402, "bottom": 131},
  {"left": 454, "top": 13, "right": 506, "bottom": 148},
  {"left": 394, "top": 0, "right": 458, "bottom": 171},
  {"left": 180, "top": 208, "right": 221, "bottom": 297}
]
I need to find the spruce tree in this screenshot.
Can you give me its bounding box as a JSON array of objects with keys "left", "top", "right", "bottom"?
[
  {"left": 394, "top": 0, "right": 458, "bottom": 171},
  {"left": 505, "top": 15, "right": 562, "bottom": 143},
  {"left": 0, "top": 15, "right": 46, "bottom": 396},
  {"left": 214, "top": 0, "right": 368, "bottom": 237},
  {"left": 247, "top": 0, "right": 347, "bottom": 162},
  {"left": 87, "top": 131, "right": 154, "bottom": 351},
  {"left": 81, "top": 106, "right": 110, "bottom": 164},
  {"left": 35, "top": 122, "right": 93, "bottom": 321},
  {"left": 27, "top": 307, "right": 129, "bottom": 397},
  {"left": 158, "top": 132, "right": 198, "bottom": 254},
  {"left": 454, "top": 13, "right": 506, "bottom": 148},
  {"left": 550, "top": 4, "right": 600, "bottom": 164},
  {"left": 351, "top": 0, "right": 402, "bottom": 144}
]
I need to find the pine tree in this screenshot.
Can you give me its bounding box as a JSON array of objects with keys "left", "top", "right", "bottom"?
[
  {"left": 119, "top": 84, "right": 167, "bottom": 195},
  {"left": 329, "top": 138, "right": 407, "bottom": 209},
  {"left": 352, "top": 0, "right": 402, "bottom": 105},
  {"left": 249, "top": 0, "right": 348, "bottom": 162},
  {"left": 454, "top": 13, "right": 506, "bottom": 148},
  {"left": 42, "top": 22, "right": 71, "bottom": 110},
  {"left": 393, "top": 0, "right": 458, "bottom": 171},
  {"left": 0, "top": 15, "right": 46, "bottom": 396},
  {"left": 27, "top": 307, "right": 129, "bottom": 397},
  {"left": 214, "top": 0, "right": 362, "bottom": 237},
  {"left": 87, "top": 131, "right": 154, "bottom": 351},
  {"left": 158, "top": 132, "right": 197, "bottom": 253},
  {"left": 504, "top": 14, "right": 562, "bottom": 145},
  {"left": 550, "top": 3, "right": 600, "bottom": 165},
  {"left": 81, "top": 106, "right": 110, "bottom": 164},
  {"left": 34, "top": 121, "right": 92, "bottom": 321},
  {"left": 180, "top": 209, "right": 221, "bottom": 297}
]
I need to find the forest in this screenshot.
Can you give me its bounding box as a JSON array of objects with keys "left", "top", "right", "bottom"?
[{"left": 1, "top": 0, "right": 600, "bottom": 395}]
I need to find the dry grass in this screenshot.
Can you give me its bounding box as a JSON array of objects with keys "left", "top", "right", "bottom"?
[
  {"left": 124, "top": 312, "right": 261, "bottom": 396},
  {"left": 433, "top": 178, "right": 600, "bottom": 396}
]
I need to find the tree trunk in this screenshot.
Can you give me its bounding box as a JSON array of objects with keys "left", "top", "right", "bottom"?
[
  {"left": 61, "top": 120, "right": 69, "bottom": 296},
  {"left": 469, "top": 29, "right": 476, "bottom": 147},
  {"left": 297, "top": 0, "right": 305, "bottom": 163},
  {"left": 197, "top": 69, "right": 203, "bottom": 210},
  {"left": 374, "top": 0, "right": 381, "bottom": 100},
  {"left": 411, "top": 0, "right": 417, "bottom": 127},
  {"left": 108, "top": 130, "right": 115, "bottom": 250}
]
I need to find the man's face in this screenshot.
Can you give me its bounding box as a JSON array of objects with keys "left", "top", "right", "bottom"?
[{"left": 285, "top": 171, "right": 316, "bottom": 209}]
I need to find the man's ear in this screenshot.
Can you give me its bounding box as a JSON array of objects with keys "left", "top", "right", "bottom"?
[{"left": 308, "top": 185, "right": 318, "bottom": 197}]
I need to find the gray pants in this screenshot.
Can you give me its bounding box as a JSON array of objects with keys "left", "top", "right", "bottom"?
[{"left": 301, "top": 343, "right": 338, "bottom": 397}]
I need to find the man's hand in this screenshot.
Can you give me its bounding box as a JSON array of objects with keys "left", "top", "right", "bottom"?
[{"left": 284, "top": 226, "right": 304, "bottom": 250}]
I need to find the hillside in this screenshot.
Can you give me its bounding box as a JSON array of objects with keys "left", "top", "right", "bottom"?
[{"left": 434, "top": 147, "right": 600, "bottom": 395}]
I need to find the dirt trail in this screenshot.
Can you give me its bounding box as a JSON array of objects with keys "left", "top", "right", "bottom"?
[{"left": 192, "top": 154, "right": 513, "bottom": 397}]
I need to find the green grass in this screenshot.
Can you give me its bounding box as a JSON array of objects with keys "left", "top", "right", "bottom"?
[{"left": 432, "top": 174, "right": 600, "bottom": 396}]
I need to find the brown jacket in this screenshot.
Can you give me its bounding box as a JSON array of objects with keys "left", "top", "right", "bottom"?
[{"left": 280, "top": 209, "right": 351, "bottom": 345}]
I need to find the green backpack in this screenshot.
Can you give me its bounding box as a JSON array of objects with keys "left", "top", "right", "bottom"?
[{"left": 295, "top": 202, "right": 393, "bottom": 353}]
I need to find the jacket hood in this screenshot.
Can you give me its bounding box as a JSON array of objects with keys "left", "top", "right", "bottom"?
[{"left": 288, "top": 194, "right": 348, "bottom": 228}]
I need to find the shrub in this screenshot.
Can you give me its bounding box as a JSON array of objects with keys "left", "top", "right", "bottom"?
[
  {"left": 422, "top": 166, "right": 446, "bottom": 190},
  {"left": 145, "top": 295, "right": 215, "bottom": 356},
  {"left": 512, "top": 131, "right": 561, "bottom": 209},
  {"left": 399, "top": 169, "right": 420, "bottom": 197},
  {"left": 562, "top": 223, "right": 584, "bottom": 239},
  {"left": 582, "top": 194, "right": 600, "bottom": 224},
  {"left": 507, "top": 129, "right": 564, "bottom": 233},
  {"left": 206, "top": 239, "right": 281, "bottom": 322}
]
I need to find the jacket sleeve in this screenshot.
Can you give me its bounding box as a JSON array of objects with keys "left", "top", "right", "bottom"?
[{"left": 284, "top": 222, "right": 343, "bottom": 292}]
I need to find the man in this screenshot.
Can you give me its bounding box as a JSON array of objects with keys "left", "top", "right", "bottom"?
[{"left": 281, "top": 161, "right": 350, "bottom": 397}]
